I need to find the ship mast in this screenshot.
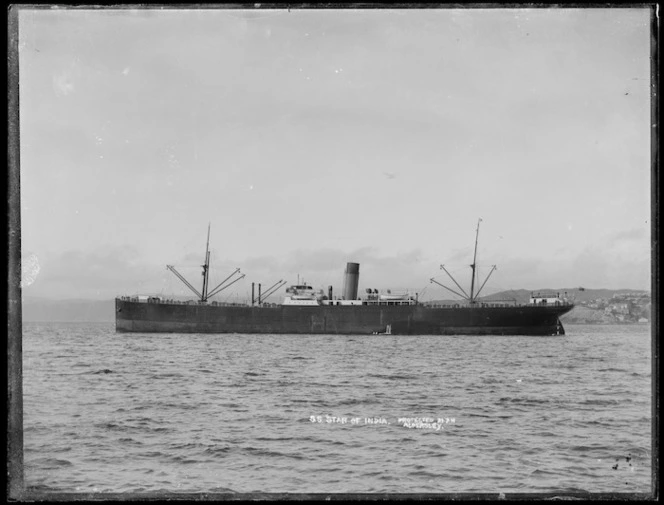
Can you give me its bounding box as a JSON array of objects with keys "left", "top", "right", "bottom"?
[
  {"left": 430, "top": 218, "right": 497, "bottom": 305},
  {"left": 469, "top": 218, "right": 481, "bottom": 304},
  {"left": 201, "top": 223, "right": 211, "bottom": 303},
  {"left": 166, "top": 224, "right": 245, "bottom": 303}
]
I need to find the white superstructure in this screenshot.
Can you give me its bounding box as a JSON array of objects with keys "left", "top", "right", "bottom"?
[
  {"left": 530, "top": 292, "right": 567, "bottom": 306},
  {"left": 281, "top": 284, "right": 417, "bottom": 306}
]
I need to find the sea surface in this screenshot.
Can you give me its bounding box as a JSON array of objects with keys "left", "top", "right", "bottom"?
[{"left": 21, "top": 323, "right": 653, "bottom": 495}]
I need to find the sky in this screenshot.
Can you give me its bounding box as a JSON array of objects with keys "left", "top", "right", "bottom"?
[{"left": 16, "top": 6, "right": 653, "bottom": 301}]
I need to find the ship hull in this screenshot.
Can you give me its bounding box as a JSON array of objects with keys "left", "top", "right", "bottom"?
[{"left": 115, "top": 299, "right": 573, "bottom": 336}]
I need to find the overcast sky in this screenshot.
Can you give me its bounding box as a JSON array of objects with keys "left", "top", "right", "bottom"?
[{"left": 17, "top": 7, "right": 652, "bottom": 301}]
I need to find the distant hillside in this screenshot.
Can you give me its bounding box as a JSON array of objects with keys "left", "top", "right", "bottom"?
[
  {"left": 427, "top": 288, "right": 651, "bottom": 325},
  {"left": 559, "top": 306, "right": 614, "bottom": 324},
  {"left": 427, "top": 288, "right": 649, "bottom": 306}
]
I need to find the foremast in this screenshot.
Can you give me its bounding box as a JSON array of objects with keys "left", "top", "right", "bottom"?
[
  {"left": 166, "top": 224, "right": 245, "bottom": 302},
  {"left": 201, "top": 223, "right": 211, "bottom": 302},
  {"left": 430, "top": 218, "right": 497, "bottom": 305},
  {"left": 469, "top": 218, "right": 480, "bottom": 303}
]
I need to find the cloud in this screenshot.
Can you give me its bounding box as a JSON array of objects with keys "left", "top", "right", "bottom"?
[
  {"left": 24, "top": 246, "right": 166, "bottom": 299},
  {"left": 21, "top": 228, "right": 651, "bottom": 302},
  {"left": 566, "top": 229, "right": 650, "bottom": 288},
  {"left": 226, "top": 247, "right": 429, "bottom": 294},
  {"left": 188, "top": 247, "right": 433, "bottom": 297},
  {"left": 606, "top": 227, "right": 649, "bottom": 245},
  {"left": 19, "top": 9, "right": 651, "bottom": 301},
  {"left": 485, "top": 226, "right": 651, "bottom": 291}
]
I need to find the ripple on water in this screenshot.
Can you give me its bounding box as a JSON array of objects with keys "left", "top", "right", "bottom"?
[{"left": 21, "top": 322, "right": 653, "bottom": 494}]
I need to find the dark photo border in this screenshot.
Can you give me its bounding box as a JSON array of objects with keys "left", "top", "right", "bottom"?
[{"left": 6, "top": 3, "right": 659, "bottom": 502}]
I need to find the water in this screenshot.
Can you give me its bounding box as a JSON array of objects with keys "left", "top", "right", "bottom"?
[{"left": 22, "top": 323, "right": 653, "bottom": 495}]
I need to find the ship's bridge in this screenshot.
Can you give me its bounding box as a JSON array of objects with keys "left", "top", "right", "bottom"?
[{"left": 530, "top": 292, "right": 567, "bottom": 306}]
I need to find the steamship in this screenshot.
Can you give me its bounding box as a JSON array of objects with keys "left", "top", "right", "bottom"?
[{"left": 115, "top": 221, "right": 574, "bottom": 336}]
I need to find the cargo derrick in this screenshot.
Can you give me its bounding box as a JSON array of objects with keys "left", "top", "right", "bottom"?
[
  {"left": 430, "top": 218, "right": 497, "bottom": 306},
  {"left": 165, "top": 224, "right": 245, "bottom": 303}
]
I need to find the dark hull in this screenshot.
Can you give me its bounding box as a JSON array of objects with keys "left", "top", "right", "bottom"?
[{"left": 115, "top": 299, "right": 574, "bottom": 336}]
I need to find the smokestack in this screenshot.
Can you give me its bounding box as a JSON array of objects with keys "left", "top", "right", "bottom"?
[
  {"left": 342, "top": 262, "right": 360, "bottom": 300},
  {"left": 328, "top": 285, "right": 333, "bottom": 300}
]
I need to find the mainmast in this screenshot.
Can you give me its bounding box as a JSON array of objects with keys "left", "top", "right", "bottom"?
[
  {"left": 430, "top": 218, "right": 496, "bottom": 305},
  {"left": 468, "top": 218, "right": 481, "bottom": 304},
  {"left": 201, "top": 223, "right": 211, "bottom": 303}
]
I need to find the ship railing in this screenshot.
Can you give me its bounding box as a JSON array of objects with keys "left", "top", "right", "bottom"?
[
  {"left": 361, "top": 299, "right": 417, "bottom": 306},
  {"left": 116, "top": 296, "right": 251, "bottom": 307},
  {"left": 422, "top": 301, "right": 574, "bottom": 309}
]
